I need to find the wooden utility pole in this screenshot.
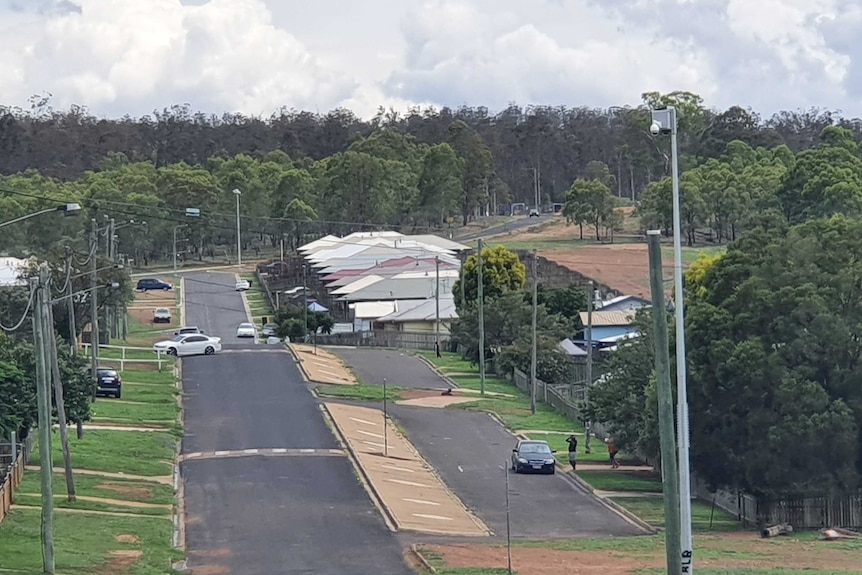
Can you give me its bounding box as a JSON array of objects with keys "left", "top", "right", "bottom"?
[
  {"left": 586, "top": 280, "right": 594, "bottom": 388},
  {"left": 477, "top": 239, "right": 486, "bottom": 396},
  {"left": 435, "top": 256, "right": 441, "bottom": 358},
  {"left": 45, "top": 300, "right": 76, "bottom": 502},
  {"left": 647, "top": 229, "right": 682, "bottom": 575},
  {"left": 530, "top": 249, "right": 538, "bottom": 414},
  {"left": 32, "top": 266, "right": 55, "bottom": 573},
  {"left": 63, "top": 246, "right": 78, "bottom": 355},
  {"left": 89, "top": 218, "right": 100, "bottom": 399}
]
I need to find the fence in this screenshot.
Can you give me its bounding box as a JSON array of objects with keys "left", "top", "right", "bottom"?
[
  {"left": 312, "top": 330, "right": 449, "bottom": 351},
  {"left": 0, "top": 432, "right": 34, "bottom": 526},
  {"left": 80, "top": 343, "right": 168, "bottom": 371}
]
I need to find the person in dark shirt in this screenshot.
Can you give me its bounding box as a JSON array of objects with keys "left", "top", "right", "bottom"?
[{"left": 566, "top": 434, "right": 578, "bottom": 471}]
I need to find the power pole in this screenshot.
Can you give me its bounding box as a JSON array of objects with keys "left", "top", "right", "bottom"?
[
  {"left": 32, "top": 266, "right": 55, "bottom": 574},
  {"left": 586, "top": 280, "right": 594, "bottom": 388},
  {"left": 107, "top": 219, "right": 115, "bottom": 340},
  {"left": 45, "top": 299, "right": 76, "bottom": 502},
  {"left": 530, "top": 249, "right": 538, "bottom": 415},
  {"left": 89, "top": 218, "right": 99, "bottom": 400},
  {"left": 477, "top": 239, "right": 486, "bottom": 396},
  {"left": 435, "top": 256, "right": 441, "bottom": 358},
  {"left": 64, "top": 246, "right": 77, "bottom": 355},
  {"left": 647, "top": 230, "right": 682, "bottom": 575}
]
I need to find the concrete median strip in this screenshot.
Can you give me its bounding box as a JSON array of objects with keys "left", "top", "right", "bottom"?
[
  {"left": 324, "top": 402, "right": 491, "bottom": 537},
  {"left": 289, "top": 344, "right": 357, "bottom": 385}
]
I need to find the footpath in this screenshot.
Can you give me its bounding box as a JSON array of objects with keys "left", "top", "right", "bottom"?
[
  {"left": 289, "top": 344, "right": 357, "bottom": 385},
  {"left": 323, "top": 402, "right": 490, "bottom": 537}
]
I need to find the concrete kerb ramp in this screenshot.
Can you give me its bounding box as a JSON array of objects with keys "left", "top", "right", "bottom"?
[{"left": 323, "top": 402, "right": 490, "bottom": 537}]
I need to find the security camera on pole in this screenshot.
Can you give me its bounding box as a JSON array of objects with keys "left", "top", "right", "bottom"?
[{"left": 651, "top": 105, "right": 694, "bottom": 574}]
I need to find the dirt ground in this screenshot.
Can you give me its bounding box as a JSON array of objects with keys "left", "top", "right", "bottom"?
[
  {"left": 97, "top": 483, "right": 152, "bottom": 500},
  {"left": 423, "top": 532, "right": 862, "bottom": 574}
]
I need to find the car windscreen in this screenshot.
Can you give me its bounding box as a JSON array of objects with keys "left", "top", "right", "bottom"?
[
  {"left": 97, "top": 369, "right": 118, "bottom": 377},
  {"left": 519, "top": 443, "right": 551, "bottom": 454},
  {"left": 238, "top": 323, "right": 254, "bottom": 329},
  {"left": 172, "top": 335, "right": 185, "bottom": 342}
]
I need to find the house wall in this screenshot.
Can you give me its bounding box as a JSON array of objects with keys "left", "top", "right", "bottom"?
[
  {"left": 383, "top": 320, "right": 451, "bottom": 334},
  {"left": 585, "top": 326, "right": 634, "bottom": 341}
]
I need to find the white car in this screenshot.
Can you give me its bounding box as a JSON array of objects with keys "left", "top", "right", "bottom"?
[
  {"left": 235, "top": 280, "right": 251, "bottom": 291},
  {"left": 236, "top": 322, "right": 256, "bottom": 338},
  {"left": 153, "top": 334, "right": 222, "bottom": 357}
]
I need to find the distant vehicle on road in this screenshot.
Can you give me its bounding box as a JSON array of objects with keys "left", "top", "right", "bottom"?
[
  {"left": 511, "top": 440, "right": 556, "bottom": 474},
  {"left": 96, "top": 368, "right": 122, "bottom": 398},
  {"left": 266, "top": 336, "right": 283, "bottom": 345},
  {"left": 235, "top": 279, "right": 251, "bottom": 291},
  {"left": 137, "top": 278, "right": 173, "bottom": 291},
  {"left": 153, "top": 308, "right": 172, "bottom": 323},
  {"left": 528, "top": 208, "right": 540, "bottom": 218},
  {"left": 261, "top": 323, "right": 278, "bottom": 337},
  {"left": 153, "top": 334, "right": 222, "bottom": 357},
  {"left": 174, "top": 326, "right": 201, "bottom": 335},
  {"left": 236, "top": 322, "right": 256, "bottom": 338}
]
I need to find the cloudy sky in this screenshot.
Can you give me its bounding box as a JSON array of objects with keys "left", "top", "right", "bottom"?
[{"left": 1, "top": 0, "right": 861, "bottom": 120}]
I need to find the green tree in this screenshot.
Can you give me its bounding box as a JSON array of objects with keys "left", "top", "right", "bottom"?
[
  {"left": 452, "top": 245, "right": 526, "bottom": 309},
  {"left": 447, "top": 121, "right": 493, "bottom": 225},
  {"left": 563, "top": 179, "right": 620, "bottom": 241},
  {"left": 417, "top": 143, "right": 464, "bottom": 227}
]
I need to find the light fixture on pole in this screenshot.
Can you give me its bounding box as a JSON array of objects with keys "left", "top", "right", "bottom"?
[
  {"left": 232, "top": 189, "right": 242, "bottom": 268},
  {"left": 651, "top": 105, "right": 693, "bottom": 574},
  {"left": 0, "top": 203, "right": 82, "bottom": 228}
]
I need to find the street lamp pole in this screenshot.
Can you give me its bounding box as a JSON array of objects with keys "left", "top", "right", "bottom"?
[
  {"left": 233, "top": 189, "right": 242, "bottom": 269},
  {"left": 651, "top": 105, "right": 693, "bottom": 574},
  {"left": 173, "top": 224, "right": 188, "bottom": 278}
]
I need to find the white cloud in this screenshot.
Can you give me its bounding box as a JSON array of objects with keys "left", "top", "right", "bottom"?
[{"left": 2, "top": 0, "right": 862, "bottom": 120}]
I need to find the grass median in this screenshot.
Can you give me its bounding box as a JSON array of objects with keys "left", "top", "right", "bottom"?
[
  {"left": 315, "top": 383, "right": 406, "bottom": 402},
  {"left": 0, "top": 366, "right": 181, "bottom": 573}
]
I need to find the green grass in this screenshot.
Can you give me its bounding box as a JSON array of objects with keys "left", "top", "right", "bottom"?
[
  {"left": 315, "top": 383, "right": 406, "bottom": 402},
  {"left": 526, "top": 432, "right": 635, "bottom": 464},
  {"left": 121, "top": 369, "right": 175, "bottom": 386},
  {"left": 32, "top": 429, "right": 176, "bottom": 476},
  {"left": 447, "top": 375, "right": 520, "bottom": 396},
  {"left": 612, "top": 496, "right": 742, "bottom": 531},
  {"left": 665, "top": 245, "right": 727, "bottom": 265},
  {"left": 17, "top": 470, "right": 175, "bottom": 505},
  {"left": 13, "top": 493, "right": 171, "bottom": 517},
  {"left": 514, "top": 534, "right": 663, "bottom": 552},
  {"left": 90, "top": 400, "right": 179, "bottom": 424},
  {"left": 0, "top": 508, "right": 180, "bottom": 574},
  {"left": 99, "top": 346, "right": 161, "bottom": 361},
  {"left": 420, "top": 548, "right": 516, "bottom": 575},
  {"left": 576, "top": 469, "right": 664, "bottom": 493},
  {"left": 122, "top": 383, "right": 178, "bottom": 404}
]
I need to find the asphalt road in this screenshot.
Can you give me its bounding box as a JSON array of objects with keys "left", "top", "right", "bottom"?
[
  {"left": 456, "top": 214, "right": 545, "bottom": 242},
  {"left": 388, "top": 405, "right": 645, "bottom": 539},
  {"left": 180, "top": 283, "right": 412, "bottom": 574},
  {"left": 183, "top": 271, "right": 251, "bottom": 343},
  {"left": 330, "top": 348, "right": 453, "bottom": 390}
]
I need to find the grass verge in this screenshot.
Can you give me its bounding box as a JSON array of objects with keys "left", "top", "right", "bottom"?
[
  {"left": 315, "top": 383, "right": 406, "bottom": 402},
  {"left": 611, "top": 497, "right": 741, "bottom": 532},
  {"left": 575, "top": 469, "right": 663, "bottom": 492},
  {"left": 17, "top": 470, "right": 174, "bottom": 505}
]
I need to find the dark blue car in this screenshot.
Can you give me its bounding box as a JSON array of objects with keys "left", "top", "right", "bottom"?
[{"left": 511, "top": 440, "right": 556, "bottom": 474}]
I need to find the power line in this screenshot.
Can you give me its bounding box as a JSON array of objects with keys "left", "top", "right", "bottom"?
[{"left": 0, "top": 283, "right": 36, "bottom": 332}]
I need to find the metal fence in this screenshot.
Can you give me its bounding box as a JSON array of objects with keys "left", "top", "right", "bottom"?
[{"left": 312, "top": 330, "right": 448, "bottom": 351}]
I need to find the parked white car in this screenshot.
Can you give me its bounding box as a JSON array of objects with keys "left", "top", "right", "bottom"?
[
  {"left": 236, "top": 322, "right": 256, "bottom": 338},
  {"left": 235, "top": 279, "right": 251, "bottom": 291},
  {"left": 153, "top": 334, "right": 222, "bottom": 357}
]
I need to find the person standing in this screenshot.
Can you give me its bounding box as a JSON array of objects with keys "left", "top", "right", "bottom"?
[
  {"left": 607, "top": 438, "right": 620, "bottom": 469},
  {"left": 566, "top": 434, "right": 579, "bottom": 471}
]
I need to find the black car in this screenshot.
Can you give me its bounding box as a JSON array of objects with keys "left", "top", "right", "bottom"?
[
  {"left": 96, "top": 368, "right": 122, "bottom": 398},
  {"left": 136, "top": 278, "right": 173, "bottom": 291},
  {"left": 511, "top": 440, "right": 556, "bottom": 474}
]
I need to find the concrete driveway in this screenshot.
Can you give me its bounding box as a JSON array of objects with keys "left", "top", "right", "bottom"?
[
  {"left": 330, "top": 348, "right": 452, "bottom": 390},
  {"left": 388, "top": 405, "right": 645, "bottom": 539},
  {"left": 180, "top": 279, "right": 413, "bottom": 574}
]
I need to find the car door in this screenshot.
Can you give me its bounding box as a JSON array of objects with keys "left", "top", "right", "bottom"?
[{"left": 184, "top": 335, "right": 209, "bottom": 356}]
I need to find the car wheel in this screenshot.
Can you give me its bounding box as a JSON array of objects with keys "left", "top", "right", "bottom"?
[
  {"left": 204, "top": 346, "right": 215, "bottom": 355},
  {"left": 166, "top": 347, "right": 177, "bottom": 356},
  {"left": 162, "top": 286, "right": 170, "bottom": 291},
  {"left": 115, "top": 387, "right": 122, "bottom": 399}
]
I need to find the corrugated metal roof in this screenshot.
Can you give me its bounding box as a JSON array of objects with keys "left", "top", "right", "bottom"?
[
  {"left": 578, "top": 310, "right": 637, "bottom": 327},
  {"left": 377, "top": 297, "right": 458, "bottom": 323},
  {"left": 331, "top": 275, "right": 384, "bottom": 295},
  {"left": 338, "top": 277, "right": 448, "bottom": 302},
  {"left": 298, "top": 235, "right": 340, "bottom": 253}
]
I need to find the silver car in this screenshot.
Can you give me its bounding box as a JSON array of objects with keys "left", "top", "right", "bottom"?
[{"left": 236, "top": 322, "right": 256, "bottom": 338}]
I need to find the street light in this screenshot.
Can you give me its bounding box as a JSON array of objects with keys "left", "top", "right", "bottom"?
[
  {"left": 173, "top": 224, "right": 189, "bottom": 277},
  {"left": 650, "top": 105, "right": 694, "bottom": 573},
  {"left": 232, "top": 189, "right": 242, "bottom": 268},
  {"left": 0, "top": 203, "right": 82, "bottom": 228}
]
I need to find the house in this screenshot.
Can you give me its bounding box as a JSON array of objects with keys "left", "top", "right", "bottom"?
[
  {"left": 598, "top": 295, "right": 649, "bottom": 312},
  {"left": 337, "top": 277, "right": 448, "bottom": 303},
  {"left": 323, "top": 257, "right": 458, "bottom": 285},
  {"left": 376, "top": 296, "right": 458, "bottom": 334},
  {"left": 578, "top": 310, "right": 638, "bottom": 345},
  {"left": 350, "top": 299, "right": 428, "bottom": 331}
]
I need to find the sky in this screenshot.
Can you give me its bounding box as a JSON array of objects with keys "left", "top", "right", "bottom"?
[{"left": 1, "top": 0, "right": 861, "bottom": 121}]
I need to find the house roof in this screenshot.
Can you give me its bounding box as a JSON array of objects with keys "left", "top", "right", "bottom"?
[
  {"left": 330, "top": 275, "right": 384, "bottom": 295},
  {"left": 398, "top": 234, "right": 470, "bottom": 252},
  {"left": 337, "top": 276, "right": 449, "bottom": 302},
  {"left": 559, "top": 338, "right": 588, "bottom": 357},
  {"left": 351, "top": 299, "right": 429, "bottom": 320},
  {"left": 599, "top": 295, "right": 650, "bottom": 310},
  {"left": 377, "top": 296, "right": 458, "bottom": 323},
  {"left": 389, "top": 269, "right": 460, "bottom": 280},
  {"left": 578, "top": 310, "right": 637, "bottom": 327},
  {"left": 325, "top": 258, "right": 458, "bottom": 286},
  {"left": 315, "top": 252, "right": 460, "bottom": 274},
  {"left": 297, "top": 235, "right": 340, "bottom": 253}
]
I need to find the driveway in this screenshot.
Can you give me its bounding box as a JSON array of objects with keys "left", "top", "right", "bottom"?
[
  {"left": 183, "top": 271, "right": 250, "bottom": 343},
  {"left": 388, "top": 405, "right": 645, "bottom": 538},
  {"left": 330, "top": 348, "right": 452, "bottom": 390},
  {"left": 180, "top": 281, "right": 412, "bottom": 574}
]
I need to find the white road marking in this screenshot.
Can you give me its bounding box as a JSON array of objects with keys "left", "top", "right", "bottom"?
[
  {"left": 381, "top": 464, "right": 415, "bottom": 473},
  {"left": 272, "top": 448, "right": 287, "bottom": 453},
  {"left": 185, "top": 452, "right": 201, "bottom": 458},
  {"left": 299, "top": 449, "right": 315, "bottom": 453},
  {"left": 349, "top": 417, "right": 377, "bottom": 426},
  {"left": 403, "top": 498, "right": 440, "bottom": 506},
  {"left": 386, "top": 478, "right": 430, "bottom": 488},
  {"left": 243, "top": 449, "right": 258, "bottom": 454},
  {"left": 458, "top": 465, "right": 463, "bottom": 472},
  {"left": 412, "top": 513, "right": 454, "bottom": 521},
  {"left": 362, "top": 441, "right": 386, "bottom": 448},
  {"left": 358, "top": 430, "right": 384, "bottom": 439},
  {"left": 214, "top": 450, "right": 230, "bottom": 456}
]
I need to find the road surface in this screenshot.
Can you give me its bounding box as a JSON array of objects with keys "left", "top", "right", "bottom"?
[
  {"left": 389, "top": 405, "right": 645, "bottom": 538},
  {"left": 330, "top": 348, "right": 452, "bottom": 389},
  {"left": 456, "top": 215, "right": 545, "bottom": 242},
  {"left": 179, "top": 278, "right": 412, "bottom": 575}
]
